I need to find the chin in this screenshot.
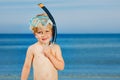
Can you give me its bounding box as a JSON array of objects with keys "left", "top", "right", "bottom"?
[{"left": 42, "top": 40, "right": 50, "bottom": 44}]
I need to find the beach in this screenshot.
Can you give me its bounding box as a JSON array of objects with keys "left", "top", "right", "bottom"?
[{"left": 0, "top": 34, "right": 120, "bottom": 80}]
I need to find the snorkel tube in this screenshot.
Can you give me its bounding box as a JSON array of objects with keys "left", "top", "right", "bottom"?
[{"left": 38, "top": 3, "right": 57, "bottom": 44}]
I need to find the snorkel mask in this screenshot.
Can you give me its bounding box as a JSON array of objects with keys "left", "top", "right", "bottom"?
[{"left": 29, "top": 15, "right": 53, "bottom": 27}]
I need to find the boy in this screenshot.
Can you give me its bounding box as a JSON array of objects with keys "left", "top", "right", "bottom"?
[{"left": 21, "top": 13, "right": 65, "bottom": 80}]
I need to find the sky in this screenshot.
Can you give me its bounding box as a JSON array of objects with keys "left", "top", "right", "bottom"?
[{"left": 0, "top": 0, "right": 120, "bottom": 34}]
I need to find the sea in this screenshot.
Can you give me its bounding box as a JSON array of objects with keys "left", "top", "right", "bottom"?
[{"left": 0, "top": 34, "right": 120, "bottom": 80}]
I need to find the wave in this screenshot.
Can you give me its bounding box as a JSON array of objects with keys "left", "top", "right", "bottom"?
[
  {"left": 0, "top": 73, "right": 120, "bottom": 80},
  {"left": 0, "top": 45, "right": 28, "bottom": 49},
  {"left": 61, "top": 43, "right": 120, "bottom": 48}
]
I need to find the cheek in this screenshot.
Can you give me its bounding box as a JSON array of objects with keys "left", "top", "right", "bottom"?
[
  {"left": 35, "top": 34, "right": 41, "bottom": 39},
  {"left": 49, "top": 32, "right": 52, "bottom": 38}
]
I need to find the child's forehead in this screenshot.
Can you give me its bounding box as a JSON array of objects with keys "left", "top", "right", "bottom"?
[{"left": 37, "top": 25, "right": 52, "bottom": 31}]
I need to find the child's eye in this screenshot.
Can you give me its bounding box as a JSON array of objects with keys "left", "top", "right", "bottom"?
[
  {"left": 37, "top": 31, "right": 43, "bottom": 34},
  {"left": 46, "top": 30, "right": 50, "bottom": 32}
]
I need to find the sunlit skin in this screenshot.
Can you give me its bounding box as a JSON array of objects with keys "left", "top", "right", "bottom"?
[{"left": 21, "top": 24, "right": 65, "bottom": 80}]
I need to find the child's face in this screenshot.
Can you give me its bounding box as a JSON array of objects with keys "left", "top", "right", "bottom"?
[{"left": 35, "top": 25, "right": 52, "bottom": 45}]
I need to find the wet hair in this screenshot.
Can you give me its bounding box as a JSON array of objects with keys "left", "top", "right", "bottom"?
[{"left": 32, "top": 23, "right": 52, "bottom": 34}]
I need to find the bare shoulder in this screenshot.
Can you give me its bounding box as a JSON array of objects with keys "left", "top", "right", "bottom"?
[
  {"left": 28, "top": 44, "right": 34, "bottom": 51},
  {"left": 28, "top": 43, "right": 38, "bottom": 49},
  {"left": 51, "top": 43, "right": 62, "bottom": 55},
  {"left": 27, "top": 43, "right": 37, "bottom": 55},
  {"left": 52, "top": 43, "right": 61, "bottom": 50}
]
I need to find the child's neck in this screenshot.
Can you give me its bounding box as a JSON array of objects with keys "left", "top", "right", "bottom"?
[{"left": 37, "top": 41, "right": 50, "bottom": 47}]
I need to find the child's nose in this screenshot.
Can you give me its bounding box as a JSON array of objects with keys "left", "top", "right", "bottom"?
[{"left": 42, "top": 31, "right": 47, "bottom": 36}]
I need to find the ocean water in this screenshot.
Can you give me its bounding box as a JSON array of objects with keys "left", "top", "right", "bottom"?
[{"left": 0, "top": 34, "right": 120, "bottom": 80}]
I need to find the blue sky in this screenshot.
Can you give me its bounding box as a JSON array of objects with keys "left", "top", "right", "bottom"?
[{"left": 0, "top": 0, "right": 120, "bottom": 34}]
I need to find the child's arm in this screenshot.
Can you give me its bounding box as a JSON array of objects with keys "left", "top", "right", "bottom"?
[
  {"left": 21, "top": 46, "right": 34, "bottom": 80},
  {"left": 44, "top": 44, "right": 65, "bottom": 70}
]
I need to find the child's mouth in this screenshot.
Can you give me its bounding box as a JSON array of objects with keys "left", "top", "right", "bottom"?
[{"left": 42, "top": 38, "right": 48, "bottom": 41}]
